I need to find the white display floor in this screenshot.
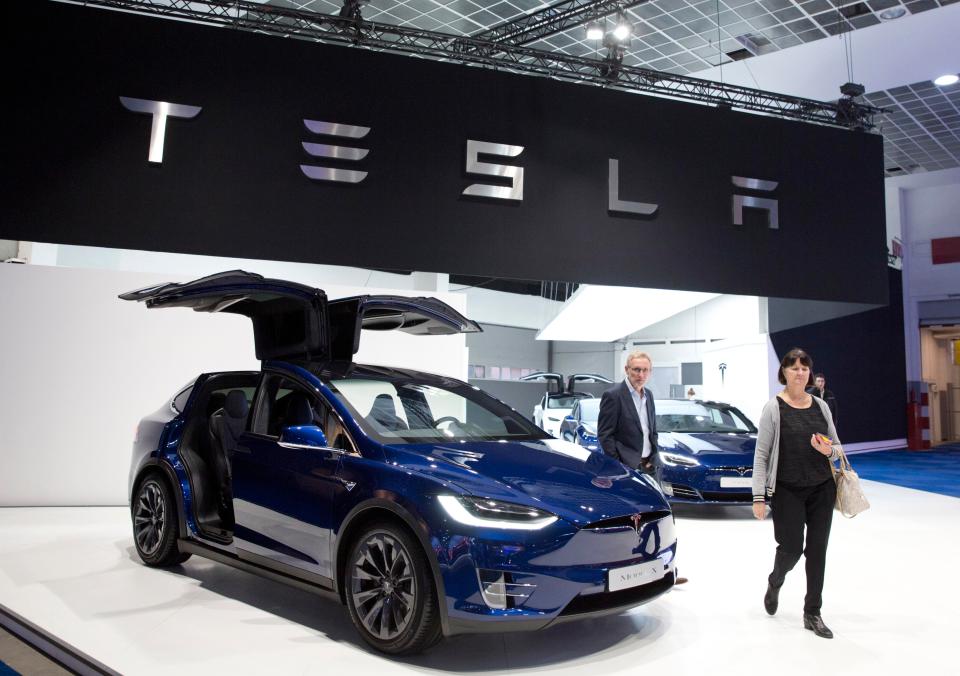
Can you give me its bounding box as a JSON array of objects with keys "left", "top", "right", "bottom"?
[{"left": 1, "top": 480, "right": 957, "bottom": 675}]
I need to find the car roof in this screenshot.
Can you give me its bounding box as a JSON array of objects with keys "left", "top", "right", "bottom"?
[{"left": 299, "top": 361, "right": 469, "bottom": 387}]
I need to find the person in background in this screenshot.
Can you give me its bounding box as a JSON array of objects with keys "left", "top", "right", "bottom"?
[
  {"left": 598, "top": 350, "right": 687, "bottom": 585},
  {"left": 806, "top": 372, "right": 838, "bottom": 426},
  {"left": 752, "top": 348, "right": 841, "bottom": 639}
]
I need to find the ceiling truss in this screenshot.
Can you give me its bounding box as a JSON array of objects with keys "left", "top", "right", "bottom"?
[{"left": 64, "top": 0, "right": 882, "bottom": 130}]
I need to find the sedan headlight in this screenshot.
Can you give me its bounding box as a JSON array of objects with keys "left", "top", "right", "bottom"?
[
  {"left": 438, "top": 495, "right": 558, "bottom": 530},
  {"left": 659, "top": 451, "right": 700, "bottom": 467}
]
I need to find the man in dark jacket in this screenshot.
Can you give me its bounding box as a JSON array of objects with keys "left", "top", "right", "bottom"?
[
  {"left": 598, "top": 350, "right": 659, "bottom": 474},
  {"left": 807, "top": 373, "right": 838, "bottom": 425},
  {"left": 598, "top": 350, "right": 687, "bottom": 585}
]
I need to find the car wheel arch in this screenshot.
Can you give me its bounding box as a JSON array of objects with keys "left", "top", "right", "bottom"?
[
  {"left": 132, "top": 460, "right": 188, "bottom": 540},
  {"left": 334, "top": 498, "right": 448, "bottom": 631}
]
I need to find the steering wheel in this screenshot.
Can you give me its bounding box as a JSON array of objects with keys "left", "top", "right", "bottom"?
[{"left": 433, "top": 416, "right": 462, "bottom": 427}]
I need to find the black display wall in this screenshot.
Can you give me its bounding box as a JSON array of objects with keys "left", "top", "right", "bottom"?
[
  {"left": 770, "top": 268, "right": 906, "bottom": 444},
  {"left": 2, "top": 1, "right": 888, "bottom": 304}
]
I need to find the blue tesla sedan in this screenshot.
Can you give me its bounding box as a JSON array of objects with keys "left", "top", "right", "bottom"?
[
  {"left": 123, "top": 271, "right": 677, "bottom": 655},
  {"left": 561, "top": 398, "right": 757, "bottom": 504}
]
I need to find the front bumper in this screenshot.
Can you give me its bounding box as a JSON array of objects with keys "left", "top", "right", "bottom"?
[
  {"left": 660, "top": 464, "right": 754, "bottom": 504},
  {"left": 432, "top": 514, "right": 677, "bottom": 636}
]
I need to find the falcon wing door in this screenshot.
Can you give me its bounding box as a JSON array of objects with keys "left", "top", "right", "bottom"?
[
  {"left": 119, "top": 270, "right": 329, "bottom": 361},
  {"left": 567, "top": 373, "right": 614, "bottom": 392},
  {"left": 519, "top": 372, "right": 564, "bottom": 394},
  {"left": 327, "top": 295, "right": 482, "bottom": 361}
]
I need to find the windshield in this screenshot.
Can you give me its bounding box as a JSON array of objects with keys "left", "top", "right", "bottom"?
[
  {"left": 547, "top": 394, "right": 588, "bottom": 409},
  {"left": 656, "top": 400, "right": 756, "bottom": 434},
  {"left": 328, "top": 376, "right": 549, "bottom": 443},
  {"left": 579, "top": 398, "right": 600, "bottom": 423}
]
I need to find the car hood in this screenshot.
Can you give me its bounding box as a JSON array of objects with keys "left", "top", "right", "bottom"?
[
  {"left": 658, "top": 431, "right": 756, "bottom": 463},
  {"left": 384, "top": 438, "right": 669, "bottom": 527}
]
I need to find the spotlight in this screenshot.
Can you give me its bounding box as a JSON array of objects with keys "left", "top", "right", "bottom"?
[
  {"left": 612, "top": 15, "right": 632, "bottom": 41},
  {"left": 585, "top": 20, "right": 604, "bottom": 41},
  {"left": 878, "top": 7, "right": 906, "bottom": 21},
  {"left": 934, "top": 74, "right": 959, "bottom": 87}
]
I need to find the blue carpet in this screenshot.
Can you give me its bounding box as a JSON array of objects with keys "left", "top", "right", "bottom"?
[
  {"left": 0, "top": 659, "right": 19, "bottom": 675},
  {"left": 849, "top": 443, "right": 960, "bottom": 498}
]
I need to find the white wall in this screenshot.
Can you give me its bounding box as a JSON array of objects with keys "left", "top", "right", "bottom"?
[
  {"left": 550, "top": 340, "right": 618, "bottom": 381},
  {"left": 698, "top": 336, "right": 777, "bottom": 426},
  {"left": 608, "top": 295, "right": 773, "bottom": 422},
  {"left": 0, "top": 264, "right": 467, "bottom": 506},
  {"left": 887, "top": 168, "right": 960, "bottom": 382}
]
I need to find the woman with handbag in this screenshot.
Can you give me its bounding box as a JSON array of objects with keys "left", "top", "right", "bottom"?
[{"left": 752, "top": 348, "right": 842, "bottom": 639}]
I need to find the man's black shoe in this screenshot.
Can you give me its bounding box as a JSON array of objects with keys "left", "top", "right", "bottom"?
[
  {"left": 764, "top": 583, "right": 779, "bottom": 615},
  {"left": 803, "top": 613, "right": 834, "bottom": 639}
]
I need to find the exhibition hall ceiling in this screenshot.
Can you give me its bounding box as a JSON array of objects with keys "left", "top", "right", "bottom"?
[{"left": 274, "top": 0, "right": 960, "bottom": 176}]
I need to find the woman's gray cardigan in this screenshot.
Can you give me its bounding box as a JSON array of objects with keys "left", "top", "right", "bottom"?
[{"left": 752, "top": 395, "right": 842, "bottom": 501}]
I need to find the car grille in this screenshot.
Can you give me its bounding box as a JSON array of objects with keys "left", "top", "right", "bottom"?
[
  {"left": 583, "top": 511, "right": 671, "bottom": 530},
  {"left": 711, "top": 466, "right": 752, "bottom": 476},
  {"left": 559, "top": 572, "right": 675, "bottom": 616},
  {"left": 670, "top": 484, "right": 700, "bottom": 499},
  {"left": 700, "top": 491, "right": 753, "bottom": 502}
]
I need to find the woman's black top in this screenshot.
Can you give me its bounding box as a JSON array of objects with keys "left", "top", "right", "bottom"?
[{"left": 776, "top": 397, "right": 833, "bottom": 487}]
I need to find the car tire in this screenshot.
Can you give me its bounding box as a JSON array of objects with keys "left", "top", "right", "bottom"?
[
  {"left": 345, "top": 521, "right": 441, "bottom": 655},
  {"left": 132, "top": 476, "right": 190, "bottom": 567}
]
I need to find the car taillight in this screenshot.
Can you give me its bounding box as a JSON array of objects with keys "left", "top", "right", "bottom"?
[{"left": 133, "top": 422, "right": 140, "bottom": 443}]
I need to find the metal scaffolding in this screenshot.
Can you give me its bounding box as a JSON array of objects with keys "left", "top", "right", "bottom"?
[
  {"left": 467, "top": 0, "right": 644, "bottom": 47},
  {"left": 61, "top": 0, "right": 883, "bottom": 130}
]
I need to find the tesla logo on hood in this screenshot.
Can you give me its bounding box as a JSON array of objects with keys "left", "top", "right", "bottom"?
[{"left": 630, "top": 513, "right": 642, "bottom": 535}]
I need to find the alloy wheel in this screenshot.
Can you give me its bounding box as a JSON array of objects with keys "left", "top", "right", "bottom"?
[
  {"left": 350, "top": 533, "right": 417, "bottom": 641},
  {"left": 134, "top": 480, "right": 166, "bottom": 557}
]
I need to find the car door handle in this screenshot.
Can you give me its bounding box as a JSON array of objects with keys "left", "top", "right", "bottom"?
[{"left": 233, "top": 445, "right": 252, "bottom": 455}]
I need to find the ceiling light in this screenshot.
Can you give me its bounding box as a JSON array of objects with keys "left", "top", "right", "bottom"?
[
  {"left": 877, "top": 7, "right": 906, "bottom": 21},
  {"left": 536, "top": 285, "right": 719, "bottom": 342},
  {"left": 586, "top": 20, "right": 604, "bottom": 41},
  {"left": 612, "top": 15, "right": 632, "bottom": 41},
  {"left": 934, "top": 74, "right": 959, "bottom": 87}
]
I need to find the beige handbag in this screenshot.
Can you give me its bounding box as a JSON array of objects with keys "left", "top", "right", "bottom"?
[{"left": 834, "top": 448, "right": 870, "bottom": 518}]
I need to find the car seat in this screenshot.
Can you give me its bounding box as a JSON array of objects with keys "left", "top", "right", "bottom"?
[
  {"left": 208, "top": 390, "right": 249, "bottom": 526},
  {"left": 368, "top": 393, "right": 408, "bottom": 431}
]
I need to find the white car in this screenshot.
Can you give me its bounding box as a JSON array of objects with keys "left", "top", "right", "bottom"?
[{"left": 522, "top": 372, "right": 612, "bottom": 438}]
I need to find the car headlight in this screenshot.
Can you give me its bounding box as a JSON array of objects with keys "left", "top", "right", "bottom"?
[
  {"left": 659, "top": 451, "right": 700, "bottom": 467},
  {"left": 437, "top": 495, "right": 558, "bottom": 530}
]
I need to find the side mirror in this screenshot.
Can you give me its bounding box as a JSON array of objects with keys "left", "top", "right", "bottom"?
[{"left": 279, "top": 424, "right": 328, "bottom": 449}]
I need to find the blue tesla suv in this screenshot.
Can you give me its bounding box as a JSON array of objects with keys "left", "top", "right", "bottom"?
[
  {"left": 560, "top": 398, "right": 757, "bottom": 504},
  {"left": 123, "top": 271, "right": 677, "bottom": 655}
]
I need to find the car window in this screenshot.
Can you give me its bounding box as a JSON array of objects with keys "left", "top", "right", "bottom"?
[
  {"left": 546, "top": 394, "right": 586, "bottom": 409},
  {"left": 578, "top": 398, "right": 600, "bottom": 423},
  {"left": 329, "top": 376, "right": 547, "bottom": 443},
  {"left": 656, "top": 400, "right": 756, "bottom": 433},
  {"left": 321, "top": 402, "right": 357, "bottom": 454},
  {"left": 254, "top": 375, "right": 323, "bottom": 437},
  {"left": 172, "top": 383, "right": 194, "bottom": 413}
]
